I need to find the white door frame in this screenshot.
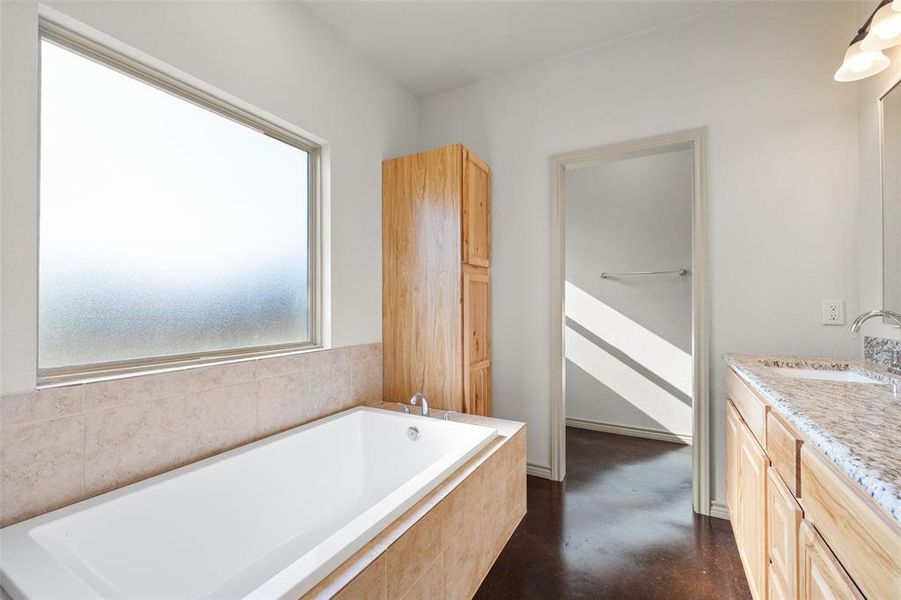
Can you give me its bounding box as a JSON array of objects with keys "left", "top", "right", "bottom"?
[{"left": 548, "top": 127, "right": 710, "bottom": 515}]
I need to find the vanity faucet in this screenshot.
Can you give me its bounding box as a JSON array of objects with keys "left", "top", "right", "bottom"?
[
  {"left": 849, "top": 310, "right": 901, "bottom": 375},
  {"left": 409, "top": 392, "right": 429, "bottom": 418}
]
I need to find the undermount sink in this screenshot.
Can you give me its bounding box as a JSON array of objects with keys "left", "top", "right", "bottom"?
[{"left": 769, "top": 367, "right": 882, "bottom": 384}]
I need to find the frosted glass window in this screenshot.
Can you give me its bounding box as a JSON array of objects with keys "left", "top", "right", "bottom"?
[{"left": 38, "top": 39, "right": 317, "bottom": 375}]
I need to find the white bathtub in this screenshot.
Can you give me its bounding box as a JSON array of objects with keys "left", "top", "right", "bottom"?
[{"left": 0, "top": 406, "right": 497, "bottom": 599}]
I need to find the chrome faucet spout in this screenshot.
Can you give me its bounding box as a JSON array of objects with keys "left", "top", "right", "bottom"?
[
  {"left": 849, "top": 310, "right": 901, "bottom": 375},
  {"left": 409, "top": 392, "right": 429, "bottom": 418}
]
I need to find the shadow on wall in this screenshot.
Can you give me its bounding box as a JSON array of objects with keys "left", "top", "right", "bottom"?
[{"left": 565, "top": 281, "right": 692, "bottom": 439}]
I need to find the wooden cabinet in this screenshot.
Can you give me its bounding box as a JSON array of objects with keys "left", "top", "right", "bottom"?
[
  {"left": 462, "top": 150, "right": 491, "bottom": 268},
  {"left": 726, "top": 397, "right": 768, "bottom": 600},
  {"left": 382, "top": 144, "right": 492, "bottom": 415},
  {"left": 463, "top": 265, "right": 491, "bottom": 415},
  {"left": 726, "top": 400, "right": 741, "bottom": 525},
  {"left": 798, "top": 521, "right": 863, "bottom": 600},
  {"left": 727, "top": 366, "right": 901, "bottom": 600},
  {"left": 768, "top": 467, "right": 802, "bottom": 599},
  {"left": 799, "top": 446, "right": 901, "bottom": 599},
  {"left": 737, "top": 414, "right": 769, "bottom": 600}
]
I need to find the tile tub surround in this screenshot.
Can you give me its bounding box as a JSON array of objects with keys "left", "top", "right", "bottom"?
[
  {"left": 864, "top": 334, "right": 901, "bottom": 367},
  {"left": 303, "top": 406, "right": 526, "bottom": 600},
  {"left": 725, "top": 354, "right": 901, "bottom": 522},
  {"left": 0, "top": 343, "right": 383, "bottom": 527}
]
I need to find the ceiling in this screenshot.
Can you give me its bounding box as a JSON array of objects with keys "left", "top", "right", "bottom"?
[{"left": 303, "top": 1, "right": 733, "bottom": 98}]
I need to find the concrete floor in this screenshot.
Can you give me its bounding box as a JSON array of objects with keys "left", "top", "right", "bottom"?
[{"left": 475, "top": 427, "right": 750, "bottom": 599}]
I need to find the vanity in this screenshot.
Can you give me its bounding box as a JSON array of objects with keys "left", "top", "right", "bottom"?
[{"left": 725, "top": 356, "right": 901, "bottom": 599}]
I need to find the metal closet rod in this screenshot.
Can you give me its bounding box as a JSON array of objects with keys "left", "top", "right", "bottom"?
[{"left": 599, "top": 268, "right": 689, "bottom": 279}]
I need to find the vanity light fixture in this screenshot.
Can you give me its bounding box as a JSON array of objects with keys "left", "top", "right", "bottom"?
[
  {"left": 835, "top": 0, "right": 895, "bottom": 82},
  {"left": 861, "top": 1, "right": 901, "bottom": 51}
]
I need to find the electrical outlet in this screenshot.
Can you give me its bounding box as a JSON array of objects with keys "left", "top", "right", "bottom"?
[{"left": 822, "top": 300, "right": 845, "bottom": 326}]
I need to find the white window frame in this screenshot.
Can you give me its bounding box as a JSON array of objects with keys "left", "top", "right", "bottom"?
[{"left": 37, "top": 20, "right": 322, "bottom": 385}]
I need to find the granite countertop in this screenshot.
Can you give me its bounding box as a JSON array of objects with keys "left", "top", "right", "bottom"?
[{"left": 725, "top": 354, "right": 901, "bottom": 523}]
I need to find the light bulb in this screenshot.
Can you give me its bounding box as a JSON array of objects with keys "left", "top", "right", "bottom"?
[{"left": 835, "top": 41, "right": 891, "bottom": 82}]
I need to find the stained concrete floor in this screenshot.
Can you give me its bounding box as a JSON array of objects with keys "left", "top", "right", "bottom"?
[{"left": 475, "top": 427, "right": 750, "bottom": 600}]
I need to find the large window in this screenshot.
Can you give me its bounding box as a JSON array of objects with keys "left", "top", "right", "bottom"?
[{"left": 38, "top": 30, "right": 319, "bottom": 383}]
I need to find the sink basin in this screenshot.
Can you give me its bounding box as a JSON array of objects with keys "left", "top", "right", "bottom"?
[{"left": 769, "top": 367, "right": 882, "bottom": 384}]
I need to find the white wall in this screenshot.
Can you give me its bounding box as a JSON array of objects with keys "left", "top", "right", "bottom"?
[
  {"left": 565, "top": 150, "right": 692, "bottom": 438},
  {"left": 0, "top": 1, "right": 419, "bottom": 393},
  {"left": 420, "top": 1, "right": 860, "bottom": 504}
]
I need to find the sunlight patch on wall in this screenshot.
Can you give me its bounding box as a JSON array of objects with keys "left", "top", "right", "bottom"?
[
  {"left": 565, "top": 325, "right": 692, "bottom": 436},
  {"left": 565, "top": 281, "right": 692, "bottom": 396}
]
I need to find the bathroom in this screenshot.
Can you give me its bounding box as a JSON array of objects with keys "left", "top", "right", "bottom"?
[{"left": 0, "top": 1, "right": 899, "bottom": 598}]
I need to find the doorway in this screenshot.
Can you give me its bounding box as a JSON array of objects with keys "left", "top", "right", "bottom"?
[{"left": 548, "top": 129, "right": 710, "bottom": 515}]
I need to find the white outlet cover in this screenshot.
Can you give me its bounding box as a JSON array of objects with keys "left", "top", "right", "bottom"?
[{"left": 822, "top": 300, "right": 845, "bottom": 325}]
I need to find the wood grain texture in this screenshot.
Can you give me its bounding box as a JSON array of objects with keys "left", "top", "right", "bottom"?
[
  {"left": 463, "top": 265, "right": 491, "bottom": 416},
  {"left": 727, "top": 369, "right": 768, "bottom": 449},
  {"left": 799, "top": 445, "right": 901, "bottom": 599},
  {"left": 382, "top": 145, "right": 463, "bottom": 411},
  {"left": 726, "top": 400, "right": 741, "bottom": 525},
  {"left": 798, "top": 520, "right": 864, "bottom": 600},
  {"left": 737, "top": 416, "right": 768, "bottom": 600},
  {"left": 767, "top": 467, "right": 802, "bottom": 599},
  {"left": 462, "top": 149, "right": 491, "bottom": 268},
  {"left": 766, "top": 410, "right": 803, "bottom": 497}
]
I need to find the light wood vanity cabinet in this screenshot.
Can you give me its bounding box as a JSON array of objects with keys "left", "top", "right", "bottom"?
[
  {"left": 798, "top": 521, "right": 863, "bottom": 600},
  {"left": 726, "top": 367, "right": 901, "bottom": 600},
  {"left": 768, "top": 467, "right": 802, "bottom": 598},
  {"left": 383, "top": 144, "right": 492, "bottom": 415},
  {"left": 726, "top": 394, "right": 769, "bottom": 598}
]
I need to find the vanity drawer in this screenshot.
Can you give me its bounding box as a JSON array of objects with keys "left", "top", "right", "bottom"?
[
  {"left": 726, "top": 369, "right": 768, "bottom": 447},
  {"left": 766, "top": 411, "right": 802, "bottom": 496},
  {"left": 799, "top": 446, "right": 901, "bottom": 599}
]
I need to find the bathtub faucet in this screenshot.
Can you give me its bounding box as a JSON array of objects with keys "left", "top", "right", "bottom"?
[{"left": 409, "top": 392, "right": 429, "bottom": 417}]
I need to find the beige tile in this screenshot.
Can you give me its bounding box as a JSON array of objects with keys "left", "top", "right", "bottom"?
[
  {"left": 257, "top": 373, "right": 314, "bottom": 437},
  {"left": 350, "top": 342, "right": 382, "bottom": 364},
  {"left": 386, "top": 502, "right": 446, "bottom": 598},
  {"left": 192, "top": 360, "right": 258, "bottom": 390},
  {"left": 334, "top": 554, "right": 387, "bottom": 600},
  {"left": 309, "top": 346, "right": 354, "bottom": 371},
  {"left": 254, "top": 352, "right": 312, "bottom": 379},
  {"left": 0, "top": 415, "right": 85, "bottom": 527},
  {"left": 443, "top": 468, "right": 488, "bottom": 600},
  {"left": 1, "top": 385, "right": 84, "bottom": 429},
  {"left": 399, "top": 553, "right": 444, "bottom": 600},
  {"left": 183, "top": 382, "right": 259, "bottom": 462},
  {"left": 352, "top": 357, "right": 383, "bottom": 406},
  {"left": 84, "top": 396, "right": 187, "bottom": 496},
  {"left": 312, "top": 361, "right": 354, "bottom": 415},
  {"left": 83, "top": 369, "right": 197, "bottom": 411}
]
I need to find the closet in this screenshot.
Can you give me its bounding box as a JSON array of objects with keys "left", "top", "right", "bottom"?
[{"left": 382, "top": 144, "right": 491, "bottom": 415}]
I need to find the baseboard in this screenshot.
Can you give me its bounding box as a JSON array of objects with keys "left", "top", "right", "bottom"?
[
  {"left": 526, "top": 463, "right": 553, "bottom": 479},
  {"left": 566, "top": 417, "right": 692, "bottom": 446},
  {"left": 709, "top": 500, "right": 730, "bottom": 520}
]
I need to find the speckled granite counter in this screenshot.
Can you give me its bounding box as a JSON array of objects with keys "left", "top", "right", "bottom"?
[{"left": 726, "top": 354, "right": 901, "bottom": 523}]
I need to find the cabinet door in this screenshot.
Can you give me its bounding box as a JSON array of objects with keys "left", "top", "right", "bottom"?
[
  {"left": 768, "top": 565, "right": 791, "bottom": 600},
  {"left": 798, "top": 521, "right": 864, "bottom": 600},
  {"left": 462, "top": 266, "right": 491, "bottom": 415},
  {"left": 726, "top": 400, "right": 741, "bottom": 526},
  {"left": 462, "top": 149, "right": 491, "bottom": 268},
  {"left": 767, "top": 467, "right": 802, "bottom": 599},
  {"left": 738, "top": 420, "right": 768, "bottom": 600}
]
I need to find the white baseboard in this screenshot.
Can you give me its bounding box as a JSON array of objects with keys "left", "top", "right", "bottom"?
[
  {"left": 566, "top": 417, "right": 692, "bottom": 446},
  {"left": 709, "top": 500, "right": 730, "bottom": 520},
  {"left": 526, "top": 463, "right": 553, "bottom": 479}
]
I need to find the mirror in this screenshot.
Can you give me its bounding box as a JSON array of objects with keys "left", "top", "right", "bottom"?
[{"left": 883, "top": 80, "right": 901, "bottom": 314}]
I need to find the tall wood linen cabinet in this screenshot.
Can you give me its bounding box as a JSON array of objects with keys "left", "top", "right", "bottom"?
[{"left": 382, "top": 144, "right": 492, "bottom": 415}]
